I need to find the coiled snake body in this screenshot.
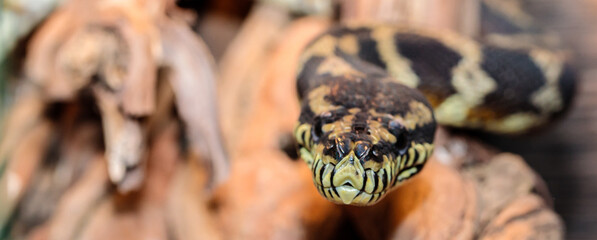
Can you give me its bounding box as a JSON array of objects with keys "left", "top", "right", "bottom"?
[{"left": 293, "top": 24, "right": 576, "bottom": 206}]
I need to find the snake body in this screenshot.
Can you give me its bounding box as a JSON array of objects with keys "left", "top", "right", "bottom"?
[{"left": 293, "top": 24, "right": 576, "bottom": 206}]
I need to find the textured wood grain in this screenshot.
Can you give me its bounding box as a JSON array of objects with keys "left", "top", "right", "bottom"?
[
  {"left": 1, "top": 0, "right": 594, "bottom": 239},
  {"left": 0, "top": 121, "right": 52, "bottom": 229},
  {"left": 1, "top": 0, "right": 228, "bottom": 238},
  {"left": 8, "top": 0, "right": 229, "bottom": 193},
  {"left": 217, "top": 4, "right": 292, "bottom": 153},
  {"left": 340, "top": 0, "right": 479, "bottom": 35}
]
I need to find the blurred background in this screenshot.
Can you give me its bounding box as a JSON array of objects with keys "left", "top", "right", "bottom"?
[{"left": 0, "top": 0, "right": 596, "bottom": 239}]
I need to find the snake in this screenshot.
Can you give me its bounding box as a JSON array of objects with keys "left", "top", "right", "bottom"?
[{"left": 293, "top": 7, "right": 576, "bottom": 206}]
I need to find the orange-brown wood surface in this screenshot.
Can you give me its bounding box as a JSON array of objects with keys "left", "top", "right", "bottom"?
[{"left": 2, "top": 0, "right": 596, "bottom": 239}]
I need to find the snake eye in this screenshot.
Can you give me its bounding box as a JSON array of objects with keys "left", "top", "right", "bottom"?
[
  {"left": 395, "top": 131, "right": 409, "bottom": 155},
  {"left": 370, "top": 145, "right": 384, "bottom": 162},
  {"left": 312, "top": 119, "right": 323, "bottom": 142},
  {"left": 389, "top": 120, "right": 410, "bottom": 155},
  {"left": 372, "top": 148, "right": 380, "bottom": 158},
  {"left": 312, "top": 112, "right": 332, "bottom": 142}
]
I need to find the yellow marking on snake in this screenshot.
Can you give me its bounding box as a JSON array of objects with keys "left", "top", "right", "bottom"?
[
  {"left": 486, "top": 113, "right": 541, "bottom": 134},
  {"left": 307, "top": 85, "right": 340, "bottom": 115},
  {"left": 300, "top": 148, "right": 314, "bottom": 165},
  {"left": 371, "top": 26, "right": 420, "bottom": 88},
  {"left": 295, "top": 123, "right": 311, "bottom": 146},
  {"left": 338, "top": 35, "right": 360, "bottom": 55},
  {"left": 321, "top": 163, "right": 334, "bottom": 187},
  {"left": 413, "top": 144, "right": 427, "bottom": 165},
  {"left": 317, "top": 56, "right": 366, "bottom": 77},
  {"left": 363, "top": 158, "right": 382, "bottom": 171},
  {"left": 402, "top": 100, "right": 435, "bottom": 130},
  {"left": 406, "top": 146, "right": 416, "bottom": 168},
  {"left": 433, "top": 95, "right": 471, "bottom": 127},
  {"left": 398, "top": 167, "right": 419, "bottom": 182},
  {"left": 297, "top": 35, "right": 338, "bottom": 75},
  {"left": 530, "top": 49, "right": 564, "bottom": 114},
  {"left": 431, "top": 28, "right": 499, "bottom": 125}
]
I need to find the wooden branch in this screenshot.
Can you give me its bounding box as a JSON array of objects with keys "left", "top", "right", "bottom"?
[
  {"left": 33, "top": 156, "right": 109, "bottom": 240},
  {"left": 0, "top": 120, "right": 52, "bottom": 228},
  {"left": 26, "top": 119, "right": 220, "bottom": 240},
  {"left": 480, "top": 194, "right": 563, "bottom": 239},
  {"left": 217, "top": 4, "right": 292, "bottom": 153},
  {"left": 166, "top": 156, "right": 223, "bottom": 240},
  {"left": 159, "top": 17, "right": 229, "bottom": 188},
  {"left": 3, "top": 0, "right": 228, "bottom": 237},
  {"left": 93, "top": 86, "right": 147, "bottom": 192},
  {"left": 98, "top": 1, "right": 160, "bottom": 116},
  {"left": 0, "top": 87, "right": 45, "bottom": 169},
  {"left": 25, "top": 0, "right": 159, "bottom": 113},
  {"left": 1, "top": 0, "right": 570, "bottom": 239},
  {"left": 15, "top": 0, "right": 228, "bottom": 192},
  {"left": 340, "top": 0, "right": 480, "bottom": 36},
  {"left": 10, "top": 112, "right": 103, "bottom": 238},
  {"left": 24, "top": 2, "right": 87, "bottom": 99}
]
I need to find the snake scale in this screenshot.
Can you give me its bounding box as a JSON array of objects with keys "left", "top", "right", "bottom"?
[{"left": 292, "top": 21, "right": 576, "bottom": 206}]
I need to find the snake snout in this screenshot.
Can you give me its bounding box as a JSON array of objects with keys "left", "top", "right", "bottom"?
[
  {"left": 337, "top": 175, "right": 360, "bottom": 188},
  {"left": 332, "top": 152, "right": 365, "bottom": 190}
]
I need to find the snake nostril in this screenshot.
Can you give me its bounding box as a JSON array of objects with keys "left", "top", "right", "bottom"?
[{"left": 353, "top": 124, "right": 366, "bottom": 132}]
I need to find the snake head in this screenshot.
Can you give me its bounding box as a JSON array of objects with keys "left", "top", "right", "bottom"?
[{"left": 295, "top": 107, "right": 434, "bottom": 206}]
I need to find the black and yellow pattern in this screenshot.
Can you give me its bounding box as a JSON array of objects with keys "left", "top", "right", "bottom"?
[{"left": 294, "top": 24, "right": 575, "bottom": 206}]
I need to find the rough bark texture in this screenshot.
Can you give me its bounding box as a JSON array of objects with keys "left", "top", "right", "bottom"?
[
  {"left": 10, "top": 0, "right": 229, "bottom": 192},
  {"left": 0, "top": 0, "right": 572, "bottom": 239},
  {"left": 0, "top": 0, "right": 226, "bottom": 238},
  {"left": 340, "top": 0, "right": 479, "bottom": 36}
]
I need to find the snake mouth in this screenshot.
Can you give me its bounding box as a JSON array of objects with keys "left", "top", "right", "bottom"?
[
  {"left": 315, "top": 184, "right": 387, "bottom": 206},
  {"left": 308, "top": 152, "right": 393, "bottom": 206}
]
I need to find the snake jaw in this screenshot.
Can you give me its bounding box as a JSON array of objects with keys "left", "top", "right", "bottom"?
[
  {"left": 316, "top": 185, "right": 388, "bottom": 206},
  {"left": 336, "top": 186, "right": 361, "bottom": 204},
  {"left": 306, "top": 146, "right": 398, "bottom": 206},
  {"left": 299, "top": 147, "right": 314, "bottom": 165},
  {"left": 332, "top": 151, "right": 365, "bottom": 190},
  {"left": 297, "top": 120, "right": 434, "bottom": 206}
]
